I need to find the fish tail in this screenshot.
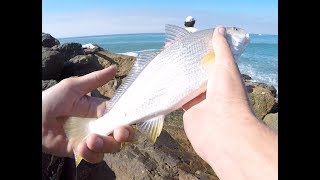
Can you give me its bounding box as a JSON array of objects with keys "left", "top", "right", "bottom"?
[{"left": 64, "top": 117, "right": 96, "bottom": 167}]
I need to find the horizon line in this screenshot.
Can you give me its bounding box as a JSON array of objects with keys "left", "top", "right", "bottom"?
[{"left": 56, "top": 31, "right": 278, "bottom": 39}]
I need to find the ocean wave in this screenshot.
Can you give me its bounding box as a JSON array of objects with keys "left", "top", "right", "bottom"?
[
  {"left": 119, "top": 52, "right": 139, "bottom": 57},
  {"left": 238, "top": 63, "right": 278, "bottom": 92},
  {"left": 118, "top": 49, "right": 159, "bottom": 57}
]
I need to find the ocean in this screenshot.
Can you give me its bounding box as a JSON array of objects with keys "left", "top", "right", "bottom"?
[{"left": 59, "top": 32, "right": 278, "bottom": 91}]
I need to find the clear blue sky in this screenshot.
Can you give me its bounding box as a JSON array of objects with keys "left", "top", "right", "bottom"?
[{"left": 42, "top": 0, "right": 278, "bottom": 38}]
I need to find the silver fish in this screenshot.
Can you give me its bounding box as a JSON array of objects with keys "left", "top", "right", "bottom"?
[{"left": 64, "top": 24, "right": 250, "bottom": 166}]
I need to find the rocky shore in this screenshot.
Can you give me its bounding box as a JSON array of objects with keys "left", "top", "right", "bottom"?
[{"left": 42, "top": 33, "right": 278, "bottom": 180}]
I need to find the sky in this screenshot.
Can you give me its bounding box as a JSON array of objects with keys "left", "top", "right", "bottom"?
[{"left": 42, "top": 0, "right": 278, "bottom": 38}]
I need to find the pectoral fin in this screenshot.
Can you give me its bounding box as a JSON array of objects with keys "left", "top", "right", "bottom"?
[{"left": 136, "top": 115, "right": 165, "bottom": 144}]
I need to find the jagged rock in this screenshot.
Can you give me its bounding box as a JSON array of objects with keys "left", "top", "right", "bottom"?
[
  {"left": 245, "top": 81, "right": 277, "bottom": 97},
  {"left": 55, "top": 43, "right": 84, "bottom": 61},
  {"left": 42, "top": 80, "right": 57, "bottom": 90},
  {"left": 42, "top": 153, "right": 64, "bottom": 180},
  {"left": 263, "top": 113, "right": 278, "bottom": 131},
  {"left": 94, "top": 50, "right": 136, "bottom": 77},
  {"left": 42, "top": 33, "right": 60, "bottom": 48},
  {"left": 83, "top": 44, "right": 104, "bottom": 54},
  {"left": 60, "top": 54, "right": 103, "bottom": 79},
  {"left": 241, "top": 74, "right": 252, "bottom": 81},
  {"left": 246, "top": 85, "right": 276, "bottom": 120},
  {"left": 42, "top": 50, "right": 64, "bottom": 80}
]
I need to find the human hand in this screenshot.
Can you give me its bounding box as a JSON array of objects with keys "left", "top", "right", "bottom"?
[
  {"left": 182, "top": 26, "right": 254, "bottom": 160},
  {"left": 42, "top": 66, "right": 134, "bottom": 164},
  {"left": 182, "top": 26, "right": 277, "bottom": 180}
]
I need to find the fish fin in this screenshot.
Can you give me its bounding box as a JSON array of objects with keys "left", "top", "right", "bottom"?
[
  {"left": 63, "top": 117, "right": 95, "bottom": 167},
  {"left": 74, "top": 153, "right": 83, "bottom": 167},
  {"left": 201, "top": 51, "right": 215, "bottom": 65},
  {"left": 163, "top": 24, "right": 192, "bottom": 49},
  {"left": 136, "top": 115, "right": 165, "bottom": 144},
  {"left": 105, "top": 51, "right": 160, "bottom": 112}
]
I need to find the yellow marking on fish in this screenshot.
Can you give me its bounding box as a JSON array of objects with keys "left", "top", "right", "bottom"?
[{"left": 201, "top": 51, "right": 215, "bottom": 65}]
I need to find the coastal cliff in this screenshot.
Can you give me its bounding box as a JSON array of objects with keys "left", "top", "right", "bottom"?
[{"left": 42, "top": 33, "right": 278, "bottom": 180}]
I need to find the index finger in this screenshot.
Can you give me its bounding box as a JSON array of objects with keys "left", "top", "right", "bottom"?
[{"left": 75, "top": 65, "right": 117, "bottom": 94}]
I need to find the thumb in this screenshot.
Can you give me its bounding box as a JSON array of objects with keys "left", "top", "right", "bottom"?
[
  {"left": 206, "top": 26, "right": 248, "bottom": 102},
  {"left": 211, "top": 26, "right": 237, "bottom": 68}
]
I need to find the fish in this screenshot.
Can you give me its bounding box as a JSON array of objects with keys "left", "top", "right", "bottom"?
[{"left": 63, "top": 24, "right": 250, "bottom": 167}]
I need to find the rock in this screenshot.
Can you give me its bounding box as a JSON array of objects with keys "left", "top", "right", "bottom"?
[
  {"left": 83, "top": 44, "right": 104, "bottom": 55},
  {"left": 270, "top": 98, "right": 278, "bottom": 113},
  {"left": 42, "top": 33, "right": 60, "bottom": 48},
  {"left": 76, "top": 160, "right": 116, "bottom": 180},
  {"left": 42, "top": 153, "right": 64, "bottom": 180},
  {"left": 256, "top": 83, "right": 277, "bottom": 97},
  {"left": 102, "top": 126, "right": 218, "bottom": 179},
  {"left": 42, "top": 50, "right": 64, "bottom": 80},
  {"left": 245, "top": 81, "right": 277, "bottom": 97},
  {"left": 94, "top": 50, "right": 136, "bottom": 77},
  {"left": 247, "top": 85, "right": 276, "bottom": 119},
  {"left": 178, "top": 170, "right": 198, "bottom": 180},
  {"left": 42, "top": 80, "right": 57, "bottom": 90},
  {"left": 263, "top": 113, "right": 278, "bottom": 130},
  {"left": 55, "top": 43, "right": 84, "bottom": 61},
  {"left": 60, "top": 54, "right": 103, "bottom": 79},
  {"left": 42, "top": 46, "right": 51, "bottom": 52},
  {"left": 241, "top": 74, "right": 252, "bottom": 81},
  {"left": 91, "top": 77, "right": 122, "bottom": 99}
]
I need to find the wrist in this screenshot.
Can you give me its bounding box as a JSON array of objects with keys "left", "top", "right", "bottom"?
[
  {"left": 203, "top": 114, "right": 277, "bottom": 179},
  {"left": 201, "top": 112, "right": 259, "bottom": 165}
]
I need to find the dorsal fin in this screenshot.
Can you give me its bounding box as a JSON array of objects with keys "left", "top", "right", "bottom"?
[
  {"left": 105, "top": 51, "right": 160, "bottom": 112},
  {"left": 164, "top": 24, "right": 192, "bottom": 48}
]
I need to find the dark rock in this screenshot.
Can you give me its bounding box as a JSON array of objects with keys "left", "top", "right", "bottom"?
[
  {"left": 51, "top": 45, "right": 59, "bottom": 50},
  {"left": 42, "top": 80, "right": 57, "bottom": 90},
  {"left": 241, "top": 74, "right": 252, "bottom": 81},
  {"left": 56, "top": 43, "right": 84, "bottom": 61},
  {"left": 102, "top": 128, "right": 218, "bottom": 179},
  {"left": 42, "top": 153, "right": 64, "bottom": 180},
  {"left": 42, "top": 50, "right": 64, "bottom": 80},
  {"left": 76, "top": 160, "right": 116, "bottom": 180},
  {"left": 42, "top": 33, "right": 60, "bottom": 48},
  {"left": 42, "top": 46, "right": 51, "bottom": 52},
  {"left": 270, "top": 98, "right": 278, "bottom": 113},
  {"left": 84, "top": 44, "right": 104, "bottom": 55},
  {"left": 60, "top": 54, "right": 103, "bottom": 79}
]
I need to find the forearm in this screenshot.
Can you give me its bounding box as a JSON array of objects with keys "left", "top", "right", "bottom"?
[{"left": 206, "top": 115, "right": 278, "bottom": 180}]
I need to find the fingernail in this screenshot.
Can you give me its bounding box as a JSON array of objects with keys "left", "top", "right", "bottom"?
[
  {"left": 218, "top": 27, "right": 225, "bottom": 36},
  {"left": 95, "top": 137, "right": 104, "bottom": 150}
]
